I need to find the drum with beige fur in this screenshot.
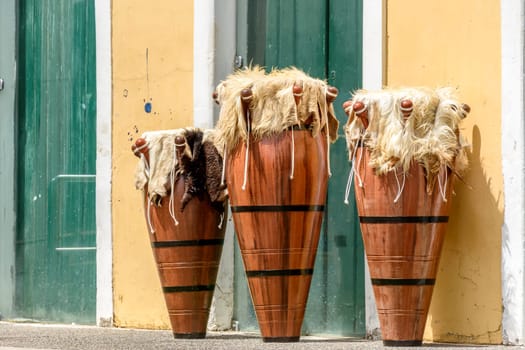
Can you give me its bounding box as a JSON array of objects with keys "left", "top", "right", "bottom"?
[
  {"left": 214, "top": 67, "right": 339, "bottom": 342},
  {"left": 343, "top": 87, "right": 470, "bottom": 346}
]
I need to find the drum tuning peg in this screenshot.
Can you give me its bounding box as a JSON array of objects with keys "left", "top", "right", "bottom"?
[
  {"left": 240, "top": 88, "right": 253, "bottom": 130},
  {"left": 342, "top": 100, "right": 353, "bottom": 117},
  {"left": 293, "top": 82, "right": 303, "bottom": 106},
  {"left": 212, "top": 91, "right": 219, "bottom": 105},
  {"left": 132, "top": 138, "right": 148, "bottom": 158},
  {"left": 400, "top": 99, "right": 413, "bottom": 120},
  {"left": 460, "top": 103, "right": 470, "bottom": 119},
  {"left": 326, "top": 86, "right": 338, "bottom": 104},
  {"left": 353, "top": 101, "right": 369, "bottom": 129}
]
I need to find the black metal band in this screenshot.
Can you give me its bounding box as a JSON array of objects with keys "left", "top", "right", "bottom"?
[
  {"left": 371, "top": 278, "right": 435, "bottom": 286},
  {"left": 152, "top": 239, "right": 224, "bottom": 248},
  {"left": 359, "top": 216, "right": 449, "bottom": 224},
  {"left": 231, "top": 205, "right": 324, "bottom": 213},
  {"left": 245, "top": 269, "right": 314, "bottom": 278},
  {"left": 163, "top": 285, "right": 215, "bottom": 293}
]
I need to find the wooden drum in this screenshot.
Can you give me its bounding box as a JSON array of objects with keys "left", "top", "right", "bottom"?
[
  {"left": 227, "top": 129, "right": 327, "bottom": 342},
  {"left": 343, "top": 88, "right": 470, "bottom": 346},
  {"left": 355, "top": 148, "right": 452, "bottom": 346},
  {"left": 214, "top": 67, "right": 339, "bottom": 342},
  {"left": 133, "top": 129, "right": 227, "bottom": 339}
]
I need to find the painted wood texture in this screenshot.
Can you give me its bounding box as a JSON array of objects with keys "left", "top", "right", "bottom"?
[
  {"left": 227, "top": 130, "right": 328, "bottom": 341},
  {"left": 354, "top": 147, "right": 454, "bottom": 345},
  {"left": 16, "top": 0, "right": 97, "bottom": 323},
  {"left": 144, "top": 177, "right": 226, "bottom": 338}
]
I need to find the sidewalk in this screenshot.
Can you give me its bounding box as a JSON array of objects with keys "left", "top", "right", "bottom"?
[{"left": 0, "top": 321, "right": 520, "bottom": 350}]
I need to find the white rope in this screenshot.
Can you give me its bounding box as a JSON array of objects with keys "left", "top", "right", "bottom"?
[
  {"left": 344, "top": 138, "right": 360, "bottom": 204},
  {"left": 393, "top": 168, "right": 406, "bottom": 203},
  {"left": 241, "top": 112, "right": 251, "bottom": 191},
  {"left": 290, "top": 126, "right": 295, "bottom": 180},
  {"left": 437, "top": 164, "right": 449, "bottom": 202},
  {"left": 218, "top": 212, "right": 225, "bottom": 229},
  {"left": 344, "top": 167, "right": 354, "bottom": 205},
  {"left": 168, "top": 144, "right": 179, "bottom": 226},
  {"left": 323, "top": 87, "right": 332, "bottom": 177},
  {"left": 354, "top": 136, "right": 365, "bottom": 188},
  {"left": 220, "top": 144, "right": 227, "bottom": 186},
  {"left": 146, "top": 198, "right": 155, "bottom": 234}
]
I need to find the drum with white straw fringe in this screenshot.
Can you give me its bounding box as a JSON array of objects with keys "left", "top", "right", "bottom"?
[
  {"left": 132, "top": 127, "right": 227, "bottom": 339},
  {"left": 214, "top": 67, "right": 339, "bottom": 342},
  {"left": 343, "top": 87, "right": 470, "bottom": 346}
]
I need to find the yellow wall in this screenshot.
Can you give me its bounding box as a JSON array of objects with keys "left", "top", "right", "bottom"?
[
  {"left": 387, "top": 1, "right": 502, "bottom": 344},
  {"left": 112, "top": 0, "right": 194, "bottom": 328}
]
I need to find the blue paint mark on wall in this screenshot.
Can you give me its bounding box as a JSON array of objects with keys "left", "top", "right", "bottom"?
[{"left": 144, "top": 101, "right": 152, "bottom": 113}]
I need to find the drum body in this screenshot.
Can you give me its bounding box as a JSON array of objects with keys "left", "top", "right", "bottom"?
[
  {"left": 354, "top": 147, "right": 453, "bottom": 346},
  {"left": 144, "top": 177, "right": 226, "bottom": 339},
  {"left": 227, "top": 129, "right": 328, "bottom": 342}
]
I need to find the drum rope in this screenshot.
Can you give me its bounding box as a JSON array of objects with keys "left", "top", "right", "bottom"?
[
  {"left": 290, "top": 125, "right": 295, "bottom": 180},
  {"left": 168, "top": 144, "right": 180, "bottom": 226},
  {"left": 218, "top": 212, "right": 225, "bottom": 229},
  {"left": 146, "top": 199, "right": 155, "bottom": 234},
  {"left": 393, "top": 168, "right": 406, "bottom": 203},
  {"left": 323, "top": 87, "right": 332, "bottom": 177},
  {"left": 241, "top": 110, "right": 251, "bottom": 191},
  {"left": 437, "top": 164, "right": 449, "bottom": 202},
  {"left": 344, "top": 134, "right": 365, "bottom": 204},
  {"left": 220, "top": 144, "right": 227, "bottom": 186},
  {"left": 355, "top": 136, "right": 365, "bottom": 188}
]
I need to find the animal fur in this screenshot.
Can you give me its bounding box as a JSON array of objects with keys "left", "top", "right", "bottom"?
[
  {"left": 344, "top": 87, "right": 469, "bottom": 193},
  {"left": 134, "top": 128, "right": 227, "bottom": 212},
  {"left": 214, "top": 66, "right": 339, "bottom": 154}
]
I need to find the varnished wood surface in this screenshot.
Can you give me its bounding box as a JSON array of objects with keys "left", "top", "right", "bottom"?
[
  {"left": 354, "top": 147, "right": 454, "bottom": 343},
  {"left": 226, "top": 130, "right": 328, "bottom": 341},
  {"left": 143, "top": 177, "right": 226, "bottom": 338}
]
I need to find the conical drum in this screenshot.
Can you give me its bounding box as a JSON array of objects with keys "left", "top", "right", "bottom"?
[
  {"left": 214, "top": 67, "right": 339, "bottom": 342},
  {"left": 355, "top": 148, "right": 452, "bottom": 345},
  {"left": 133, "top": 128, "right": 227, "bottom": 339},
  {"left": 227, "top": 129, "right": 327, "bottom": 341},
  {"left": 343, "top": 88, "right": 470, "bottom": 346}
]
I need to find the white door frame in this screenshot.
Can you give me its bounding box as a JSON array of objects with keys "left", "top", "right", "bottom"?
[
  {"left": 501, "top": 0, "right": 525, "bottom": 345},
  {"left": 95, "top": 0, "right": 113, "bottom": 327}
]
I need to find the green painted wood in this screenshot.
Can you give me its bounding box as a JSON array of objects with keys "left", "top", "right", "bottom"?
[
  {"left": 233, "top": 0, "right": 365, "bottom": 336},
  {"left": 16, "top": 0, "right": 97, "bottom": 324}
]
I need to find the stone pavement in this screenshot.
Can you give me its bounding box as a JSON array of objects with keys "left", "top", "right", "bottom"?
[{"left": 0, "top": 321, "right": 521, "bottom": 350}]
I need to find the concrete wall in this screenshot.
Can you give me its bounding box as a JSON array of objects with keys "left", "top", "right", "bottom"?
[
  {"left": 386, "top": 0, "right": 502, "bottom": 343},
  {"left": 112, "top": 0, "right": 194, "bottom": 328}
]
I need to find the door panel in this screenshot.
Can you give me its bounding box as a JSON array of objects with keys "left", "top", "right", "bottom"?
[
  {"left": 16, "top": 0, "right": 97, "bottom": 324},
  {"left": 233, "top": 0, "right": 365, "bottom": 336}
]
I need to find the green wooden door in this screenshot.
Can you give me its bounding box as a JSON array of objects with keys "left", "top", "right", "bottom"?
[
  {"left": 16, "top": 0, "right": 97, "bottom": 324},
  {"left": 233, "top": 0, "right": 365, "bottom": 336}
]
